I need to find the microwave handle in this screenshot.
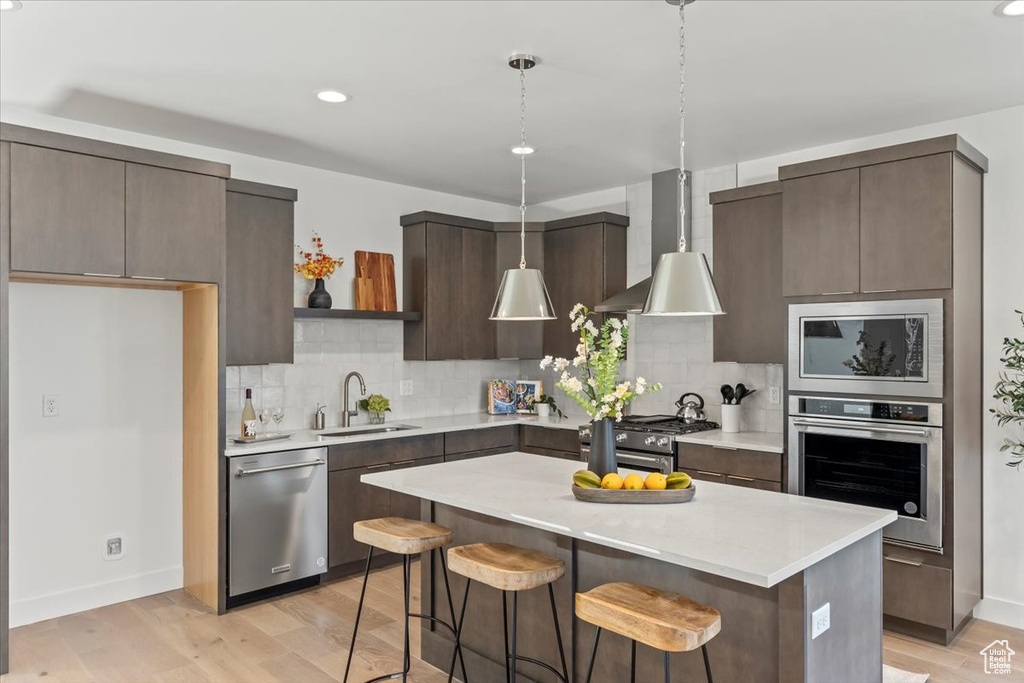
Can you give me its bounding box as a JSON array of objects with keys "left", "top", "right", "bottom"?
[{"left": 792, "top": 419, "right": 930, "bottom": 440}]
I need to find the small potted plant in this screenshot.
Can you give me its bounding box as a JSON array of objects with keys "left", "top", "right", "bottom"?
[
  {"left": 295, "top": 231, "right": 343, "bottom": 309},
  {"left": 533, "top": 394, "right": 565, "bottom": 419},
  {"left": 359, "top": 394, "right": 392, "bottom": 425}
]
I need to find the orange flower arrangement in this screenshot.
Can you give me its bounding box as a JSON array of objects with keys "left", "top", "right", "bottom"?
[{"left": 294, "top": 232, "right": 343, "bottom": 280}]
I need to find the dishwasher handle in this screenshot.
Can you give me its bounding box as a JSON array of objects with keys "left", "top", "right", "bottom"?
[{"left": 235, "top": 459, "right": 326, "bottom": 477}]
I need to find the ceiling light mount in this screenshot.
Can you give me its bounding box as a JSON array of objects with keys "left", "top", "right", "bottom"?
[
  {"left": 510, "top": 145, "right": 536, "bottom": 155},
  {"left": 996, "top": 0, "right": 1024, "bottom": 16},
  {"left": 0, "top": 0, "right": 24, "bottom": 11},
  {"left": 507, "top": 54, "right": 537, "bottom": 70},
  {"left": 664, "top": 0, "right": 697, "bottom": 6},
  {"left": 316, "top": 90, "right": 350, "bottom": 103}
]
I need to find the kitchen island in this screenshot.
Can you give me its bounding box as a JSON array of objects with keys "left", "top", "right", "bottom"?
[{"left": 363, "top": 452, "right": 895, "bottom": 683}]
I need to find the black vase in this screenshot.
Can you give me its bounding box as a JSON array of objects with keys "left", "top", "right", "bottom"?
[
  {"left": 307, "top": 278, "right": 332, "bottom": 309},
  {"left": 588, "top": 418, "right": 617, "bottom": 478}
]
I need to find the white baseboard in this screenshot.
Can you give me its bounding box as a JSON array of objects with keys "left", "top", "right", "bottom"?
[
  {"left": 974, "top": 596, "right": 1024, "bottom": 629},
  {"left": 9, "top": 566, "right": 183, "bottom": 628}
]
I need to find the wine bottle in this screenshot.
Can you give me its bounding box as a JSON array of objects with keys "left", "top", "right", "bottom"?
[{"left": 241, "top": 388, "right": 257, "bottom": 438}]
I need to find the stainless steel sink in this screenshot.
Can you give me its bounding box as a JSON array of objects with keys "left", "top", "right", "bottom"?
[{"left": 317, "top": 425, "right": 421, "bottom": 439}]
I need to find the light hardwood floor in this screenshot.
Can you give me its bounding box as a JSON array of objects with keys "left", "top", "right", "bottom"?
[{"left": 1, "top": 562, "right": 1021, "bottom": 682}]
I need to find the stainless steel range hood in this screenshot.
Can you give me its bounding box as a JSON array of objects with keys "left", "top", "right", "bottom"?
[{"left": 595, "top": 168, "right": 691, "bottom": 313}]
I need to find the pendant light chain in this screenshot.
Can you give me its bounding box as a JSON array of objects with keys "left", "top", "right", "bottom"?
[
  {"left": 519, "top": 62, "right": 528, "bottom": 269},
  {"left": 678, "top": 0, "right": 688, "bottom": 254}
]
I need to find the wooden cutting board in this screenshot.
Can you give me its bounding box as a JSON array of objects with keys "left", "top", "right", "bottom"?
[{"left": 354, "top": 251, "right": 397, "bottom": 311}]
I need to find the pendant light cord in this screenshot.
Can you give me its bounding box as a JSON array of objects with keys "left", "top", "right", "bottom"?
[
  {"left": 519, "top": 61, "right": 528, "bottom": 269},
  {"left": 678, "top": 0, "right": 688, "bottom": 254}
]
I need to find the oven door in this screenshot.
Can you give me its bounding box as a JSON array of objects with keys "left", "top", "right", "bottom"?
[
  {"left": 790, "top": 417, "right": 942, "bottom": 550},
  {"left": 581, "top": 446, "right": 673, "bottom": 474},
  {"left": 788, "top": 299, "right": 943, "bottom": 398}
]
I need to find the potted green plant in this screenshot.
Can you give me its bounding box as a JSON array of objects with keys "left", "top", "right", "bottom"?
[
  {"left": 359, "top": 394, "right": 392, "bottom": 425},
  {"left": 540, "top": 304, "right": 661, "bottom": 477},
  {"left": 992, "top": 310, "right": 1024, "bottom": 469},
  {"left": 533, "top": 394, "right": 565, "bottom": 419}
]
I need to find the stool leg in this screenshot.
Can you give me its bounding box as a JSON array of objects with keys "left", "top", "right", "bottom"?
[
  {"left": 547, "top": 584, "right": 568, "bottom": 683},
  {"left": 446, "top": 579, "right": 472, "bottom": 683},
  {"left": 664, "top": 651, "right": 670, "bottom": 683},
  {"left": 584, "top": 628, "right": 602, "bottom": 683},
  {"left": 342, "top": 546, "right": 374, "bottom": 683},
  {"left": 438, "top": 549, "right": 469, "bottom": 683},
  {"left": 630, "top": 640, "right": 637, "bottom": 683},
  {"left": 510, "top": 591, "right": 519, "bottom": 683},
  {"left": 702, "top": 644, "right": 713, "bottom": 683},
  {"left": 401, "top": 554, "right": 412, "bottom": 682},
  {"left": 502, "top": 592, "right": 511, "bottom": 683}
]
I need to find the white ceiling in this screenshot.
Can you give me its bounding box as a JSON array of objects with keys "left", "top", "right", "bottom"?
[{"left": 1, "top": 0, "right": 1021, "bottom": 203}]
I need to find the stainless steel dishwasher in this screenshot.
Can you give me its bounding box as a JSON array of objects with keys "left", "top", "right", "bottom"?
[{"left": 229, "top": 447, "right": 328, "bottom": 597}]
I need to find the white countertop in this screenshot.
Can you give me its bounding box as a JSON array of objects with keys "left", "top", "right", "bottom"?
[
  {"left": 223, "top": 413, "right": 579, "bottom": 457},
  {"left": 675, "top": 429, "right": 784, "bottom": 454},
  {"left": 362, "top": 452, "right": 895, "bottom": 588}
]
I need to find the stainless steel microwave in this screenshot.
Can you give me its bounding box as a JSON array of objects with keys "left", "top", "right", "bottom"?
[{"left": 788, "top": 299, "right": 943, "bottom": 399}]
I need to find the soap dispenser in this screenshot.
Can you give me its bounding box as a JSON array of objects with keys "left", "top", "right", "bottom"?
[{"left": 314, "top": 403, "right": 326, "bottom": 431}]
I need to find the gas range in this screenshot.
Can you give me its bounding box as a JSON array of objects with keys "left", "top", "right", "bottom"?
[{"left": 578, "top": 415, "right": 720, "bottom": 455}]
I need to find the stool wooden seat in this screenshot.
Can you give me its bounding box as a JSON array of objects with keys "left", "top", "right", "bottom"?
[
  {"left": 352, "top": 517, "right": 453, "bottom": 555},
  {"left": 447, "top": 542, "right": 565, "bottom": 592},
  {"left": 576, "top": 582, "right": 721, "bottom": 652}
]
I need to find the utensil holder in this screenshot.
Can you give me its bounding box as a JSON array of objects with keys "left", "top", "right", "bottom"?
[{"left": 721, "top": 404, "right": 741, "bottom": 433}]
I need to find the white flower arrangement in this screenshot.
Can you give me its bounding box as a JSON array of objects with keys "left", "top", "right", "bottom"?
[{"left": 539, "top": 303, "right": 662, "bottom": 421}]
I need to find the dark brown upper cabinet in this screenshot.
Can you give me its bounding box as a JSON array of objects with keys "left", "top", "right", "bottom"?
[
  {"left": 710, "top": 183, "right": 784, "bottom": 364},
  {"left": 126, "top": 164, "right": 224, "bottom": 283},
  {"left": 781, "top": 169, "right": 860, "bottom": 297},
  {"left": 9, "top": 144, "right": 126, "bottom": 277},
  {"left": 460, "top": 226, "right": 497, "bottom": 359},
  {"left": 860, "top": 154, "right": 952, "bottom": 293},
  {"left": 495, "top": 223, "right": 545, "bottom": 360},
  {"left": 226, "top": 179, "right": 297, "bottom": 366},
  {"left": 542, "top": 213, "right": 627, "bottom": 360}
]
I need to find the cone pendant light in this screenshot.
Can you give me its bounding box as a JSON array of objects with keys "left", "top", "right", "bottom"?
[
  {"left": 490, "top": 54, "right": 556, "bottom": 321},
  {"left": 643, "top": 0, "right": 724, "bottom": 317}
]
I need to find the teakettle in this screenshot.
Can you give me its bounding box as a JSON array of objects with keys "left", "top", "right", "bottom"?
[{"left": 675, "top": 392, "right": 707, "bottom": 424}]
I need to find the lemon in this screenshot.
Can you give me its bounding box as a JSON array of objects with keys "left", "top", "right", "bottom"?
[
  {"left": 601, "top": 473, "right": 624, "bottom": 490},
  {"left": 644, "top": 473, "right": 668, "bottom": 490},
  {"left": 623, "top": 473, "right": 645, "bottom": 490}
]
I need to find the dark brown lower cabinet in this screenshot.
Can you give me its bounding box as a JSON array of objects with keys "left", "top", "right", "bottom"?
[
  {"left": 519, "top": 425, "right": 581, "bottom": 461},
  {"left": 882, "top": 555, "right": 952, "bottom": 631},
  {"left": 390, "top": 456, "right": 443, "bottom": 521},
  {"left": 675, "top": 444, "right": 783, "bottom": 483},
  {"left": 328, "top": 464, "right": 391, "bottom": 568}
]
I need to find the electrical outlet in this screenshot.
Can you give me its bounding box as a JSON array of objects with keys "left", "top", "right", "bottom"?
[
  {"left": 43, "top": 395, "right": 59, "bottom": 417},
  {"left": 811, "top": 602, "right": 830, "bottom": 639},
  {"left": 400, "top": 380, "right": 413, "bottom": 396},
  {"left": 768, "top": 386, "right": 781, "bottom": 406},
  {"left": 104, "top": 535, "right": 124, "bottom": 561}
]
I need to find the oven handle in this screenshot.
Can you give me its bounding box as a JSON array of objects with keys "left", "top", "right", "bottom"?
[
  {"left": 615, "top": 452, "right": 673, "bottom": 473},
  {"left": 791, "top": 418, "right": 931, "bottom": 440}
]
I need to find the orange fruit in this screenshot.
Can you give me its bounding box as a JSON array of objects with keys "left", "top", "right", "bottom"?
[
  {"left": 644, "top": 473, "right": 667, "bottom": 490},
  {"left": 623, "top": 473, "right": 645, "bottom": 490},
  {"left": 601, "top": 473, "right": 624, "bottom": 490}
]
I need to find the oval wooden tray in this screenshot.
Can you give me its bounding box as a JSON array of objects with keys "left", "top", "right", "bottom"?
[{"left": 571, "top": 484, "right": 696, "bottom": 504}]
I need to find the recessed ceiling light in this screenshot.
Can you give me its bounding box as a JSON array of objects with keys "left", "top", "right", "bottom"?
[
  {"left": 0, "top": 0, "right": 24, "bottom": 11},
  {"left": 996, "top": 0, "right": 1024, "bottom": 16},
  {"left": 511, "top": 146, "right": 536, "bottom": 155},
  {"left": 316, "top": 90, "right": 350, "bottom": 103}
]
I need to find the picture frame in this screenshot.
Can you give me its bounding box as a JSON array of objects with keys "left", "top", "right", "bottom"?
[
  {"left": 487, "top": 380, "right": 517, "bottom": 414},
  {"left": 514, "top": 380, "right": 543, "bottom": 414}
]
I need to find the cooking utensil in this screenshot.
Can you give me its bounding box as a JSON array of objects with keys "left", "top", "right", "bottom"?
[
  {"left": 734, "top": 384, "right": 757, "bottom": 404},
  {"left": 675, "top": 393, "right": 707, "bottom": 423},
  {"left": 720, "top": 384, "right": 734, "bottom": 405},
  {"left": 353, "top": 251, "right": 397, "bottom": 311}
]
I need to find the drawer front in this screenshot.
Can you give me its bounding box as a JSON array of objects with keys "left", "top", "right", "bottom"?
[
  {"left": 444, "top": 426, "right": 516, "bottom": 455},
  {"left": 725, "top": 475, "right": 782, "bottom": 492},
  {"left": 522, "top": 445, "right": 584, "bottom": 461},
  {"left": 328, "top": 434, "right": 444, "bottom": 471},
  {"left": 676, "top": 443, "right": 782, "bottom": 482},
  {"left": 444, "top": 447, "right": 514, "bottom": 463},
  {"left": 520, "top": 425, "right": 580, "bottom": 454},
  {"left": 883, "top": 555, "right": 952, "bottom": 630}
]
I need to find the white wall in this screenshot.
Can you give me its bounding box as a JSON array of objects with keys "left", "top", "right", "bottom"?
[
  {"left": 8, "top": 284, "right": 183, "bottom": 627},
  {"left": 733, "top": 104, "right": 1024, "bottom": 629}
]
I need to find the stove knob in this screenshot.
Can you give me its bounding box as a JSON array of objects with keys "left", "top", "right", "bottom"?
[
  {"left": 615, "top": 433, "right": 627, "bottom": 443},
  {"left": 657, "top": 437, "right": 670, "bottom": 447},
  {"left": 645, "top": 436, "right": 657, "bottom": 446},
  {"left": 580, "top": 428, "right": 591, "bottom": 438}
]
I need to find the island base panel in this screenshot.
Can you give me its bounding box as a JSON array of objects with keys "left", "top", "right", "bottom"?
[{"left": 420, "top": 503, "right": 884, "bottom": 683}]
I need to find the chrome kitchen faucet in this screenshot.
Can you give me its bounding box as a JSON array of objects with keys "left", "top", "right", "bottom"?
[{"left": 341, "top": 371, "right": 366, "bottom": 428}]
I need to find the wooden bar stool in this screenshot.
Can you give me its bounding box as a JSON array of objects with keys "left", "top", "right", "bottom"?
[
  {"left": 575, "top": 582, "right": 721, "bottom": 683},
  {"left": 446, "top": 542, "right": 569, "bottom": 683},
  {"left": 343, "top": 517, "right": 468, "bottom": 683}
]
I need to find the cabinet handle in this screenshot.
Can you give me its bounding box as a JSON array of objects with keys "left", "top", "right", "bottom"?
[
  {"left": 884, "top": 556, "right": 922, "bottom": 567},
  {"left": 696, "top": 470, "right": 723, "bottom": 477},
  {"left": 366, "top": 463, "right": 390, "bottom": 470},
  {"left": 863, "top": 289, "right": 897, "bottom": 294},
  {"left": 130, "top": 275, "right": 167, "bottom": 281},
  {"left": 84, "top": 272, "right": 122, "bottom": 278},
  {"left": 712, "top": 445, "right": 738, "bottom": 451},
  {"left": 728, "top": 475, "right": 755, "bottom": 482},
  {"left": 392, "top": 459, "right": 417, "bottom": 466},
  {"left": 820, "top": 291, "right": 854, "bottom": 296}
]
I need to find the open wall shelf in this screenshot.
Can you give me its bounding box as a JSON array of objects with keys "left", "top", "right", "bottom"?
[{"left": 294, "top": 308, "right": 421, "bottom": 322}]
